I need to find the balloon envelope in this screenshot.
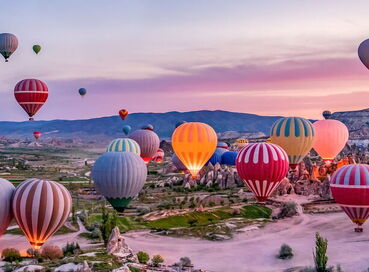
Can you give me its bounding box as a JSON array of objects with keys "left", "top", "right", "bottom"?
[
  {"left": 235, "top": 138, "right": 248, "bottom": 150},
  {"left": 153, "top": 148, "right": 164, "bottom": 162},
  {"left": 0, "top": 33, "right": 18, "bottom": 62},
  {"left": 119, "top": 109, "right": 128, "bottom": 120},
  {"left": 236, "top": 143, "right": 289, "bottom": 202},
  {"left": 270, "top": 117, "right": 315, "bottom": 168},
  {"left": 221, "top": 151, "right": 238, "bottom": 166},
  {"left": 0, "top": 179, "right": 15, "bottom": 236},
  {"left": 92, "top": 152, "right": 147, "bottom": 212},
  {"left": 14, "top": 79, "right": 48, "bottom": 120},
  {"left": 331, "top": 164, "right": 369, "bottom": 227},
  {"left": 358, "top": 39, "right": 369, "bottom": 70},
  {"left": 313, "top": 120, "right": 349, "bottom": 164},
  {"left": 33, "top": 45, "right": 41, "bottom": 54},
  {"left": 322, "top": 110, "right": 332, "bottom": 119},
  {"left": 207, "top": 148, "right": 228, "bottom": 165},
  {"left": 217, "top": 141, "right": 229, "bottom": 149},
  {"left": 79, "top": 88, "right": 87, "bottom": 96},
  {"left": 12, "top": 179, "right": 72, "bottom": 249},
  {"left": 107, "top": 138, "right": 141, "bottom": 155},
  {"left": 172, "top": 153, "right": 187, "bottom": 171},
  {"left": 122, "top": 125, "right": 131, "bottom": 135},
  {"left": 33, "top": 131, "right": 41, "bottom": 140},
  {"left": 172, "top": 122, "right": 217, "bottom": 177},
  {"left": 129, "top": 129, "right": 160, "bottom": 164}
]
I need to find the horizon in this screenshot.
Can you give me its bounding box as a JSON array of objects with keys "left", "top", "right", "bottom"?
[{"left": 1, "top": 1, "right": 369, "bottom": 121}]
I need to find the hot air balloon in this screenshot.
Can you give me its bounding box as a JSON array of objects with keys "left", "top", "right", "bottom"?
[
  {"left": 322, "top": 110, "right": 332, "bottom": 120},
  {"left": 175, "top": 121, "right": 187, "bottom": 128},
  {"left": 270, "top": 117, "right": 315, "bottom": 169},
  {"left": 235, "top": 138, "right": 248, "bottom": 150},
  {"left": 331, "top": 164, "right": 369, "bottom": 232},
  {"left": 153, "top": 148, "right": 164, "bottom": 163},
  {"left": 119, "top": 109, "right": 128, "bottom": 120},
  {"left": 129, "top": 129, "right": 160, "bottom": 164},
  {"left": 0, "top": 33, "right": 18, "bottom": 62},
  {"left": 221, "top": 151, "right": 238, "bottom": 166},
  {"left": 217, "top": 141, "right": 229, "bottom": 149},
  {"left": 142, "top": 124, "right": 154, "bottom": 131},
  {"left": 358, "top": 39, "right": 369, "bottom": 70},
  {"left": 172, "top": 122, "right": 217, "bottom": 178},
  {"left": 107, "top": 138, "right": 140, "bottom": 155},
  {"left": 32, "top": 45, "right": 41, "bottom": 54},
  {"left": 122, "top": 125, "right": 131, "bottom": 135},
  {"left": 33, "top": 131, "right": 41, "bottom": 140},
  {"left": 92, "top": 152, "right": 147, "bottom": 212},
  {"left": 79, "top": 88, "right": 87, "bottom": 97},
  {"left": 266, "top": 138, "right": 272, "bottom": 143},
  {"left": 207, "top": 148, "right": 228, "bottom": 165},
  {"left": 14, "top": 79, "right": 48, "bottom": 121},
  {"left": 172, "top": 153, "right": 187, "bottom": 171},
  {"left": 0, "top": 179, "right": 15, "bottom": 237},
  {"left": 236, "top": 143, "right": 289, "bottom": 202},
  {"left": 12, "top": 178, "right": 71, "bottom": 249},
  {"left": 313, "top": 120, "right": 349, "bottom": 165}
]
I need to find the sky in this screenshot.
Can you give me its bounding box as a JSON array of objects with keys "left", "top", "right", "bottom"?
[{"left": 1, "top": 0, "right": 369, "bottom": 121}]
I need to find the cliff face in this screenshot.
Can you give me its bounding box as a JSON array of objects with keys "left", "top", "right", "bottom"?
[{"left": 331, "top": 108, "right": 369, "bottom": 139}]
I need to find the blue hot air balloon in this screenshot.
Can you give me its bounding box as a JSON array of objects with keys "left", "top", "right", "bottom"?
[
  {"left": 172, "top": 153, "right": 187, "bottom": 171},
  {"left": 92, "top": 152, "right": 147, "bottom": 212},
  {"left": 207, "top": 148, "right": 228, "bottom": 166},
  {"left": 122, "top": 125, "right": 132, "bottom": 135},
  {"left": 79, "top": 88, "right": 87, "bottom": 97},
  {"left": 221, "top": 151, "right": 238, "bottom": 166}
]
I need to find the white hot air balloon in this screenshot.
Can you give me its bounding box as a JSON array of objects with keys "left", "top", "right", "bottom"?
[
  {"left": 0, "top": 33, "right": 18, "bottom": 62},
  {"left": 0, "top": 179, "right": 15, "bottom": 236}
]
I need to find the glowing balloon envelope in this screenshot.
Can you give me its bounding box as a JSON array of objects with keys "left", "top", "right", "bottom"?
[
  {"left": 313, "top": 119, "right": 349, "bottom": 164},
  {"left": 92, "top": 152, "right": 147, "bottom": 212},
  {"left": 270, "top": 117, "right": 315, "bottom": 169},
  {"left": 33, "top": 45, "right": 41, "bottom": 54},
  {"left": 153, "top": 148, "right": 165, "bottom": 162},
  {"left": 0, "top": 179, "right": 15, "bottom": 237},
  {"left": 331, "top": 164, "right": 369, "bottom": 230},
  {"left": 14, "top": 79, "right": 48, "bottom": 121},
  {"left": 236, "top": 143, "right": 289, "bottom": 202},
  {"left": 0, "top": 33, "right": 18, "bottom": 62},
  {"left": 172, "top": 122, "right": 217, "bottom": 177},
  {"left": 12, "top": 179, "right": 72, "bottom": 249}
]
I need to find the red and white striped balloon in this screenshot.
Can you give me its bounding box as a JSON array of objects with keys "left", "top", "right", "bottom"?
[
  {"left": 12, "top": 179, "right": 72, "bottom": 249},
  {"left": 331, "top": 164, "right": 369, "bottom": 228},
  {"left": 236, "top": 143, "right": 289, "bottom": 202},
  {"left": 14, "top": 79, "right": 48, "bottom": 120}
]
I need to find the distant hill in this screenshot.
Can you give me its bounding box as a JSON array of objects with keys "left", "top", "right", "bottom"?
[
  {"left": 0, "top": 110, "right": 282, "bottom": 141},
  {"left": 331, "top": 108, "right": 369, "bottom": 140}
]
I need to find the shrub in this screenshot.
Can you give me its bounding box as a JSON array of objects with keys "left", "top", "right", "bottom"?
[
  {"left": 277, "top": 244, "right": 293, "bottom": 259},
  {"left": 137, "top": 251, "right": 150, "bottom": 264},
  {"left": 26, "top": 248, "right": 40, "bottom": 258},
  {"left": 63, "top": 242, "right": 81, "bottom": 256},
  {"left": 2, "top": 248, "right": 21, "bottom": 262},
  {"left": 152, "top": 254, "right": 164, "bottom": 267},
  {"left": 180, "top": 257, "right": 192, "bottom": 267},
  {"left": 278, "top": 202, "right": 297, "bottom": 218},
  {"left": 41, "top": 245, "right": 63, "bottom": 260},
  {"left": 187, "top": 218, "right": 198, "bottom": 227},
  {"left": 91, "top": 227, "right": 103, "bottom": 240},
  {"left": 314, "top": 232, "right": 328, "bottom": 272}
]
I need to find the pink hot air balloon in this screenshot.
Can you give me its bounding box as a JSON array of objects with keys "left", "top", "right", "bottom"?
[
  {"left": 331, "top": 164, "right": 369, "bottom": 232},
  {"left": 313, "top": 120, "right": 349, "bottom": 164},
  {"left": 236, "top": 143, "right": 289, "bottom": 202}
]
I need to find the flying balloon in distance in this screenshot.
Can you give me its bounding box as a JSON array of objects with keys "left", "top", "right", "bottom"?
[
  {"left": 322, "top": 110, "right": 332, "bottom": 119},
  {"left": 119, "top": 109, "right": 128, "bottom": 120},
  {"left": 14, "top": 79, "right": 48, "bottom": 121},
  {"left": 79, "top": 88, "right": 87, "bottom": 97},
  {"left": 172, "top": 122, "right": 217, "bottom": 178},
  {"left": 358, "top": 39, "right": 369, "bottom": 70},
  {"left": 122, "top": 125, "right": 132, "bottom": 135},
  {"left": 33, "top": 131, "right": 42, "bottom": 140},
  {"left": 32, "top": 45, "right": 41, "bottom": 54},
  {"left": 0, "top": 33, "right": 18, "bottom": 62}
]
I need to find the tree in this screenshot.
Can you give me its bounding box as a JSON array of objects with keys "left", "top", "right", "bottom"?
[
  {"left": 314, "top": 232, "right": 328, "bottom": 272},
  {"left": 187, "top": 218, "right": 198, "bottom": 227},
  {"left": 100, "top": 206, "right": 118, "bottom": 245},
  {"left": 137, "top": 251, "right": 150, "bottom": 264},
  {"left": 180, "top": 257, "right": 192, "bottom": 267},
  {"left": 72, "top": 205, "right": 77, "bottom": 225},
  {"left": 277, "top": 244, "right": 293, "bottom": 259},
  {"left": 152, "top": 255, "right": 164, "bottom": 267}
]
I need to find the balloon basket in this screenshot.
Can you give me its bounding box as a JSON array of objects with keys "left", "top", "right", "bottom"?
[{"left": 355, "top": 227, "right": 363, "bottom": 233}]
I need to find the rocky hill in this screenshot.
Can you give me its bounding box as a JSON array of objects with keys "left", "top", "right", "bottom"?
[{"left": 330, "top": 108, "right": 369, "bottom": 140}]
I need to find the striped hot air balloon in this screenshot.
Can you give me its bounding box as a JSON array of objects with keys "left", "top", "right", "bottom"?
[
  {"left": 313, "top": 120, "right": 349, "bottom": 164},
  {"left": 236, "top": 143, "right": 289, "bottom": 202},
  {"left": 12, "top": 179, "right": 72, "bottom": 249},
  {"left": 92, "top": 152, "right": 147, "bottom": 212},
  {"left": 270, "top": 117, "right": 315, "bottom": 169},
  {"left": 129, "top": 129, "right": 160, "bottom": 164},
  {"left": 0, "top": 33, "right": 18, "bottom": 62},
  {"left": 153, "top": 148, "right": 165, "bottom": 163},
  {"left": 14, "top": 79, "right": 48, "bottom": 121},
  {"left": 172, "top": 122, "right": 217, "bottom": 178},
  {"left": 0, "top": 179, "right": 15, "bottom": 237},
  {"left": 217, "top": 141, "right": 229, "bottom": 149},
  {"left": 330, "top": 164, "right": 369, "bottom": 231},
  {"left": 107, "top": 138, "right": 141, "bottom": 155}
]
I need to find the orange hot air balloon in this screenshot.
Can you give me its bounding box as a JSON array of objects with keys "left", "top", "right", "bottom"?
[
  {"left": 119, "top": 109, "right": 128, "bottom": 120},
  {"left": 313, "top": 120, "right": 349, "bottom": 165},
  {"left": 172, "top": 122, "right": 217, "bottom": 178}
]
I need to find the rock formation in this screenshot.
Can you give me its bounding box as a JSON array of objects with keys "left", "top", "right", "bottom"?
[{"left": 107, "top": 227, "right": 137, "bottom": 262}]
